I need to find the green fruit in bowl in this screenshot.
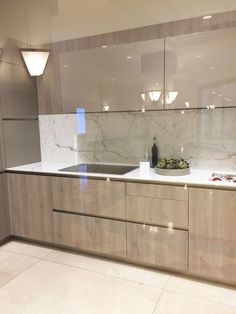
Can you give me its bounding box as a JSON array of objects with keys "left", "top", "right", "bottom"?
[
  {"left": 176, "top": 159, "right": 189, "bottom": 169},
  {"left": 156, "top": 158, "right": 189, "bottom": 170},
  {"left": 166, "top": 161, "right": 177, "bottom": 169},
  {"left": 156, "top": 159, "right": 167, "bottom": 169}
]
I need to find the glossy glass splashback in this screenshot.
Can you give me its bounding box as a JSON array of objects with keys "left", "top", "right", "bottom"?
[
  {"left": 59, "top": 38, "right": 164, "bottom": 112},
  {"left": 59, "top": 27, "right": 236, "bottom": 112},
  {"left": 165, "top": 27, "right": 236, "bottom": 110}
]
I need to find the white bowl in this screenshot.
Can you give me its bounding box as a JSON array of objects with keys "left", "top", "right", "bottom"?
[{"left": 155, "top": 167, "right": 190, "bottom": 176}]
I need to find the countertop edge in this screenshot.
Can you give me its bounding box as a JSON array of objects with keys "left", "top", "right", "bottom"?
[{"left": 6, "top": 168, "right": 236, "bottom": 191}]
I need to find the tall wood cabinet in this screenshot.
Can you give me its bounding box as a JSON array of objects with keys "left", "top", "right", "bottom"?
[
  {"left": 189, "top": 187, "right": 236, "bottom": 284},
  {"left": 8, "top": 173, "right": 54, "bottom": 242}
]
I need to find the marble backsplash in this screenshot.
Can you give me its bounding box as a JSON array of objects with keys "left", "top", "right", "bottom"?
[{"left": 39, "top": 108, "right": 236, "bottom": 171}]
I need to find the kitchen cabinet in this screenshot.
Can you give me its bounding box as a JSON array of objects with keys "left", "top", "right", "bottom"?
[
  {"left": 37, "top": 53, "right": 62, "bottom": 114},
  {"left": 38, "top": 38, "right": 165, "bottom": 113},
  {"left": 59, "top": 38, "right": 164, "bottom": 113},
  {"left": 53, "top": 212, "right": 126, "bottom": 258},
  {"left": 127, "top": 222, "right": 188, "bottom": 271},
  {"left": 0, "top": 174, "right": 10, "bottom": 241},
  {"left": 3, "top": 120, "right": 41, "bottom": 167},
  {"left": 189, "top": 187, "right": 236, "bottom": 284},
  {"left": 126, "top": 195, "right": 188, "bottom": 229},
  {"left": 52, "top": 177, "right": 126, "bottom": 219},
  {"left": 126, "top": 182, "right": 188, "bottom": 201},
  {"left": 165, "top": 27, "right": 236, "bottom": 110},
  {"left": 0, "top": 117, "right": 5, "bottom": 171},
  {"left": 0, "top": 62, "right": 38, "bottom": 118},
  {"left": 38, "top": 26, "right": 236, "bottom": 114},
  {"left": 8, "top": 174, "right": 54, "bottom": 242}
]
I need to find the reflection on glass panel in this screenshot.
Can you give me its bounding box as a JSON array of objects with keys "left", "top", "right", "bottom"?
[
  {"left": 165, "top": 27, "right": 236, "bottom": 109},
  {"left": 76, "top": 107, "right": 86, "bottom": 134},
  {"left": 59, "top": 38, "right": 164, "bottom": 113}
]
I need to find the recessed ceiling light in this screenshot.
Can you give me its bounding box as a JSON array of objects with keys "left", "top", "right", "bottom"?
[
  {"left": 209, "top": 66, "right": 215, "bottom": 70},
  {"left": 185, "top": 101, "right": 190, "bottom": 108},
  {"left": 63, "top": 64, "right": 69, "bottom": 68},
  {"left": 218, "top": 94, "right": 222, "bottom": 97},
  {"left": 178, "top": 64, "right": 183, "bottom": 68},
  {"left": 196, "top": 54, "right": 203, "bottom": 58},
  {"left": 126, "top": 56, "right": 132, "bottom": 59},
  {"left": 103, "top": 104, "right": 110, "bottom": 111},
  {"left": 111, "top": 77, "right": 117, "bottom": 80},
  {"left": 211, "top": 91, "right": 216, "bottom": 94},
  {"left": 203, "top": 15, "right": 212, "bottom": 20},
  {"left": 101, "top": 45, "right": 108, "bottom": 48},
  {"left": 181, "top": 110, "right": 185, "bottom": 114}
]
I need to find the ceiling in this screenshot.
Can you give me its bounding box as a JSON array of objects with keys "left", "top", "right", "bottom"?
[{"left": 1, "top": 0, "right": 236, "bottom": 44}]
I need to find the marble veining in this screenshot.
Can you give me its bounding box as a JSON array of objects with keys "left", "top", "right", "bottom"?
[{"left": 39, "top": 108, "right": 236, "bottom": 171}]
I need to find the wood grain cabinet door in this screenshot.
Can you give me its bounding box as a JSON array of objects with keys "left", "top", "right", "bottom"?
[
  {"left": 53, "top": 212, "right": 126, "bottom": 258},
  {"left": 127, "top": 223, "right": 188, "bottom": 271},
  {"left": 0, "top": 174, "right": 10, "bottom": 241},
  {"left": 52, "top": 177, "right": 126, "bottom": 219},
  {"left": 126, "top": 195, "right": 188, "bottom": 229},
  {"left": 126, "top": 182, "right": 188, "bottom": 201},
  {"left": 8, "top": 174, "right": 54, "bottom": 242},
  {"left": 189, "top": 188, "right": 236, "bottom": 284}
]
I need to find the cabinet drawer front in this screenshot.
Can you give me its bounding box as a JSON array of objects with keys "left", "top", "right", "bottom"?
[
  {"left": 126, "top": 182, "right": 188, "bottom": 201},
  {"left": 126, "top": 196, "right": 188, "bottom": 229},
  {"left": 52, "top": 177, "right": 125, "bottom": 219},
  {"left": 127, "top": 223, "right": 188, "bottom": 271},
  {"left": 53, "top": 212, "right": 126, "bottom": 258}
]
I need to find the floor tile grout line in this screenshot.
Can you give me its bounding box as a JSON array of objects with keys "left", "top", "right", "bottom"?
[
  {"left": 0, "top": 271, "right": 16, "bottom": 276},
  {"left": 164, "top": 288, "right": 236, "bottom": 309},
  {"left": 0, "top": 258, "right": 42, "bottom": 290},
  {"left": 0, "top": 247, "right": 54, "bottom": 260},
  {"left": 0, "top": 276, "right": 16, "bottom": 289},
  {"left": 41, "top": 257, "right": 167, "bottom": 289},
  {"left": 163, "top": 275, "right": 171, "bottom": 289},
  {"left": 151, "top": 288, "right": 165, "bottom": 314}
]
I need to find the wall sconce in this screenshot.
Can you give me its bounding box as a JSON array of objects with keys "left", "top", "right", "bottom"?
[
  {"left": 21, "top": 50, "right": 50, "bottom": 76},
  {"left": 140, "top": 93, "right": 146, "bottom": 101},
  {"left": 148, "top": 90, "right": 162, "bottom": 102},
  {"left": 166, "top": 91, "right": 178, "bottom": 104}
]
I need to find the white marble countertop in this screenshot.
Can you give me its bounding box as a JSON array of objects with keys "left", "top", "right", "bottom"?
[{"left": 6, "top": 162, "right": 236, "bottom": 190}]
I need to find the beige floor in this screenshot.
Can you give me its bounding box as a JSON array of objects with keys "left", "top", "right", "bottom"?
[{"left": 0, "top": 241, "right": 236, "bottom": 314}]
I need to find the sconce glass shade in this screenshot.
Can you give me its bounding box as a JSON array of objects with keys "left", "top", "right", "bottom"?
[
  {"left": 140, "top": 93, "right": 146, "bottom": 101},
  {"left": 21, "top": 50, "right": 49, "bottom": 76},
  {"left": 148, "top": 90, "right": 162, "bottom": 102},
  {"left": 166, "top": 91, "right": 178, "bottom": 104}
]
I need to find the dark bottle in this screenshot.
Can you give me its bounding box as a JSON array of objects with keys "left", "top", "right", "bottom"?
[{"left": 151, "top": 137, "right": 158, "bottom": 168}]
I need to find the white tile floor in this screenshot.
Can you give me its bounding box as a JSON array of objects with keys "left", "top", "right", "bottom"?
[{"left": 0, "top": 241, "right": 235, "bottom": 314}]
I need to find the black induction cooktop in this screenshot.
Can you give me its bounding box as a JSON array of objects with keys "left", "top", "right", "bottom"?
[{"left": 59, "top": 163, "right": 138, "bottom": 175}]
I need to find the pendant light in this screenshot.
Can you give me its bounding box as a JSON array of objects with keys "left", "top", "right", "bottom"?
[{"left": 21, "top": 50, "right": 50, "bottom": 76}]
